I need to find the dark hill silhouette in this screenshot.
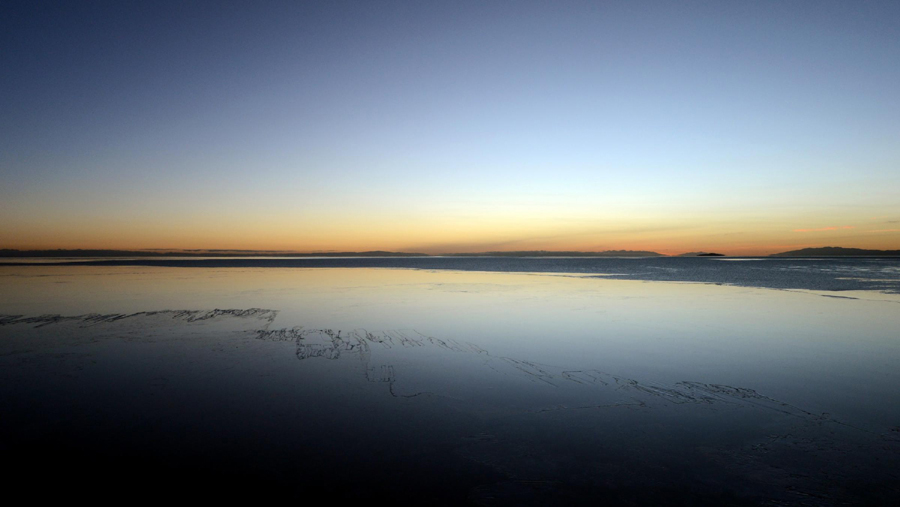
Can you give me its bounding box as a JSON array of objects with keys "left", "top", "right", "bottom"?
[
  {"left": 445, "top": 250, "right": 664, "bottom": 257},
  {"left": 771, "top": 247, "right": 900, "bottom": 257},
  {"left": 0, "top": 248, "right": 665, "bottom": 258},
  {"left": 677, "top": 252, "right": 725, "bottom": 257},
  {"left": 0, "top": 249, "right": 428, "bottom": 258}
]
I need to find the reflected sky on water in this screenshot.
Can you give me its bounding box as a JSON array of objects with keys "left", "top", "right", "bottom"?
[{"left": 2, "top": 265, "right": 899, "bottom": 503}]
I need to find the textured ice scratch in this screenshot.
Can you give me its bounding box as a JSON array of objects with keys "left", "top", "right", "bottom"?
[{"left": 0, "top": 309, "right": 278, "bottom": 328}]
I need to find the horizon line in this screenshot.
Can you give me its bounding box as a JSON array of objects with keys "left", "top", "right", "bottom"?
[{"left": 3, "top": 246, "right": 900, "bottom": 258}]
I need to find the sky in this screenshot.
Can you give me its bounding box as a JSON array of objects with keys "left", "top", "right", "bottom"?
[{"left": 2, "top": 0, "right": 899, "bottom": 255}]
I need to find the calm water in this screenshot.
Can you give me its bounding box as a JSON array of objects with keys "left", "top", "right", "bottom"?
[
  {"left": 2, "top": 259, "right": 899, "bottom": 504},
  {"left": 7, "top": 255, "right": 900, "bottom": 293}
]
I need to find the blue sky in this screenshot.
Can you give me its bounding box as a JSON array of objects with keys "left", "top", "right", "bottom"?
[{"left": 2, "top": 1, "right": 899, "bottom": 253}]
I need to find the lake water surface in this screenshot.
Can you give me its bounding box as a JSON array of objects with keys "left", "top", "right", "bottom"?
[{"left": 2, "top": 259, "right": 899, "bottom": 504}]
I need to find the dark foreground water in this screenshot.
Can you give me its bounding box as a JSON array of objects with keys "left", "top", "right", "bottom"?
[{"left": 1, "top": 260, "right": 899, "bottom": 504}]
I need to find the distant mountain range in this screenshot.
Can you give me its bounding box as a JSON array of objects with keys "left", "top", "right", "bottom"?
[
  {"left": 2, "top": 247, "right": 899, "bottom": 258},
  {"left": 445, "top": 250, "right": 664, "bottom": 257},
  {"left": 769, "top": 247, "right": 900, "bottom": 257},
  {"left": 0, "top": 249, "right": 664, "bottom": 258},
  {"left": 0, "top": 249, "right": 429, "bottom": 258}
]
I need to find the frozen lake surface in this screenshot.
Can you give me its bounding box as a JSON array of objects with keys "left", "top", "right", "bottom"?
[{"left": 2, "top": 261, "right": 899, "bottom": 504}]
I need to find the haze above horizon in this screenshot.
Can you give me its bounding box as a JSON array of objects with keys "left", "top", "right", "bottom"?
[{"left": 3, "top": 1, "right": 899, "bottom": 256}]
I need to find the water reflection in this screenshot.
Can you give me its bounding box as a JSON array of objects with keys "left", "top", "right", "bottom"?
[{"left": 1, "top": 266, "right": 899, "bottom": 503}]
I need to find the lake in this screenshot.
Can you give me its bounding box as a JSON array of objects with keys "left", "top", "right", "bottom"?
[{"left": 2, "top": 258, "right": 899, "bottom": 504}]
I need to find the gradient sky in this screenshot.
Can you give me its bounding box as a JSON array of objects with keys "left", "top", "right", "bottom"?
[{"left": 2, "top": 0, "right": 899, "bottom": 255}]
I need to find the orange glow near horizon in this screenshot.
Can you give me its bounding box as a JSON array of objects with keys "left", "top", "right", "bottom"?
[{"left": 4, "top": 210, "right": 899, "bottom": 256}]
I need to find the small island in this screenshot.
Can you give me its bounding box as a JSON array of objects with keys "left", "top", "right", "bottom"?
[{"left": 677, "top": 252, "right": 725, "bottom": 257}]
